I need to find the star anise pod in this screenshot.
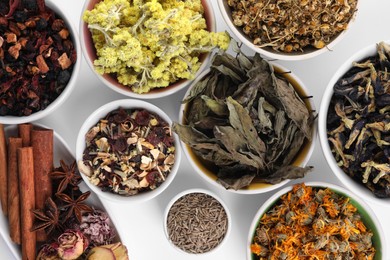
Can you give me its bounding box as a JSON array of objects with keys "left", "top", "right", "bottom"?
[
  {"left": 31, "top": 197, "right": 62, "bottom": 236},
  {"left": 56, "top": 191, "right": 93, "bottom": 223},
  {"left": 50, "top": 160, "right": 81, "bottom": 193}
]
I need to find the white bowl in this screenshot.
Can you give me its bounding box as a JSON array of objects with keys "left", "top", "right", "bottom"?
[
  {"left": 0, "top": 0, "right": 81, "bottom": 125},
  {"left": 318, "top": 41, "right": 390, "bottom": 207},
  {"left": 76, "top": 99, "right": 181, "bottom": 203},
  {"left": 79, "top": 0, "right": 216, "bottom": 99},
  {"left": 247, "top": 182, "right": 387, "bottom": 260},
  {"left": 217, "top": 0, "right": 359, "bottom": 61},
  {"left": 179, "top": 65, "right": 316, "bottom": 194},
  {"left": 163, "top": 188, "right": 231, "bottom": 255}
]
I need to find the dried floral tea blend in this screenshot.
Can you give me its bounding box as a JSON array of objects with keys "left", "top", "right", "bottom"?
[
  {"left": 79, "top": 108, "right": 176, "bottom": 196},
  {"left": 166, "top": 192, "right": 228, "bottom": 254},
  {"left": 173, "top": 49, "right": 315, "bottom": 190},
  {"left": 83, "top": 0, "right": 230, "bottom": 94},
  {"left": 251, "top": 183, "right": 376, "bottom": 259},
  {"left": 0, "top": 0, "right": 77, "bottom": 116},
  {"left": 227, "top": 0, "right": 358, "bottom": 53},
  {"left": 327, "top": 41, "right": 390, "bottom": 198}
]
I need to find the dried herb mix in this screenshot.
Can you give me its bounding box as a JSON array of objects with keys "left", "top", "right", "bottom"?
[
  {"left": 327, "top": 42, "right": 390, "bottom": 198},
  {"left": 251, "top": 183, "right": 376, "bottom": 259},
  {"left": 0, "top": 0, "right": 76, "bottom": 116},
  {"left": 166, "top": 192, "right": 228, "bottom": 254},
  {"left": 79, "top": 107, "right": 176, "bottom": 196},
  {"left": 173, "top": 49, "right": 314, "bottom": 190},
  {"left": 227, "top": 0, "right": 358, "bottom": 53}
]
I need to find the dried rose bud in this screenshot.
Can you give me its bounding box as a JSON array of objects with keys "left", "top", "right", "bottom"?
[
  {"left": 36, "top": 243, "right": 60, "bottom": 260},
  {"left": 86, "top": 243, "right": 129, "bottom": 260},
  {"left": 57, "top": 230, "right": 89, "bottom": 260}
]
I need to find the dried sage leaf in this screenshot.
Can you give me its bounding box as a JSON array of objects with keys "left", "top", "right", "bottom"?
[{"left": 173, "top": 50, "right": 315, "bottom": 190}]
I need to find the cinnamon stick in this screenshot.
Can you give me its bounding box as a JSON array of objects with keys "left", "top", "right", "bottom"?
[
  {"left": 18, "top": 123, "right": 32, "bottom": 147},
  {"left": 7, "top": 137, "right": 22, "bottom": 245},
  {"left": 0, "top": 124, "right": 8, "bottom": 216},
  {"left": 18, "top": 147, "right": 36, "bottom": 260},
  {"left": 31, "top": 128, "right": 53, "bottom": 242}
]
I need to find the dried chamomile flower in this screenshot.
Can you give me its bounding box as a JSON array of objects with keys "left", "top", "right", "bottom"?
[{"left": 227, "top": 0, "right": 358, "bottom": 53}]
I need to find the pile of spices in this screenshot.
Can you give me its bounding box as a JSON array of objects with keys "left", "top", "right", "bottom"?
[
  {"left": 0, "top": 0, "right": 77, "bottom": 116},
  {"left": 79, "top": 107, "right": 176, "bottom": 196},
  {"left": 250, "top": 183, "right": 376, "bottom": 259},
  {"left": 83, "top": 0, "right": 230, "bottom": 94},
  {"left": 166, "top": 192, "right": 228, "bottom": 254},
  {"left": 327, "top": 41, "right": 390, "bottom": 198},
  {"left": 173, "top": 48, "right": 314, "bottom": 190},
  {"left": 0, "top": 123, "right": 126, "bottom": 259},
  {"left": 227, "top": 0, "right": 358, "bottom": 53}
]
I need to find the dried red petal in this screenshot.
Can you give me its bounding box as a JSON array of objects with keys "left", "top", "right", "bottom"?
[{"left": 135, "top": 110, "right": 150, "bottom": 126}]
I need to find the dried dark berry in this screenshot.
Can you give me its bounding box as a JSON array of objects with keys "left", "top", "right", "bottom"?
[
  {"left": 23, "top": 0, "right": 38, "bottom": 10},
  {"left": 36, "top": 18, "right": 47, "bottom": 31},
  {"left": 13, "top": 11, "right": 27, "bottom": 23}
]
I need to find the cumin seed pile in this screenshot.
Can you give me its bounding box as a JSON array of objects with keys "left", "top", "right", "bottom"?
[{"left": 166, "top": 193, "right": 228, "bottom": 254}]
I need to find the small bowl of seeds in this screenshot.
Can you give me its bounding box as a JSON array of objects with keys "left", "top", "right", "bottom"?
[
  {"left": 319, "top": 41, "right": 390, "bottom": 207},
  {"left": 76, "top": 99, "right": 181, "bottom": 203},
  {"left": 164, "top": 188, "right": 231, "bottom": 255},
  {"left": 217, "top": 0, "right": 359, "bottom": 60},
  {"left": 0, "top": 0, "right": 80, "bottom": 124},
  {"left": 247, "top": 182, "right": 386, "bottom": 260}
]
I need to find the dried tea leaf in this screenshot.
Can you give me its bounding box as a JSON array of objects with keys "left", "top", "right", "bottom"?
[
  {"left": 271, "top": 76, "right": 312, "bottom": 140},
  {"left": 226, "top": 96, "right": 266, "bottom": 157},
  {"left": 216, "top": 165, "right": 256, "bottom": 190},
  {"left": 171, "top": 123, "right": 211, "bottom": 145},
  {"left": 214, "top": 126, "right": 263, "bottom": 169},
  {"left": 257, "top": 166, "right": 313, "bottom": 185},
  {"left": 201, "top": 95, "right": 228, "bottom": 116}
]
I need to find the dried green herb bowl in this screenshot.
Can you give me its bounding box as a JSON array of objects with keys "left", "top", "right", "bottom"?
[
  {"left": 318, "top": 41, "right": 390, "bottom": 207},
  {"left": 0, "top": 0, "right": 81, "bottom": 125},
  {"left": 79, "top": 0, "right": 220, "bottom": 99},
  {"left": 247, "top": 182, "right": 386, "bottom": 260},
  {"left": 177, "top": 62, "right": 317, "bottom": 195},
  {"left": 75, "top": 99, "right": 181, "bottom": 203},
  {"left": 217, "top": 0, "right": 360, "bottom": 61}
]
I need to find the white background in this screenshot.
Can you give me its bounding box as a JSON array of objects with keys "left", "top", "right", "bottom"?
[{"left": 1, "top": 0, "right": 390, "bottom": 259}]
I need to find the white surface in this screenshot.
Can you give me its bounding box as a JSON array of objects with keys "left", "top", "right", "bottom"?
[{"left": 1, "top": 0, "right": 390, "bottom": 259}]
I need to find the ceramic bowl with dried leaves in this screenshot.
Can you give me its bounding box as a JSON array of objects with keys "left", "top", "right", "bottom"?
[
  {"left": 319, "top": 41, "right": 390, "bottom": 207},
  {"left": 0, "top": 0, "right": 80, "bottom": 124},
  {"left": 217, "top": 0, "right": 359, "bottom": 60},
  {"left": 175, "top": 51, "right": 317, "bottom": 194},
  {"left": 247, "top": 182, "right": 386, "bottom": 260},
  {"left": 163, "top": 188, "right": 231, "bottom": 255},
  {"left": 76, "top": 99, "right": 181, "bottom": 203},
  {"left": 79, "top": 0, "right": 223, "bottom": 99}
]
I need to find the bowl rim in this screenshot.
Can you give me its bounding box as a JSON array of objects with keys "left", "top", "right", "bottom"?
[
  {"left": 318, "top": 41, "right": 390, "bottom": 207},
  {"left": 246, "top": 181, "right": 387, "bottom": 260},
  {"left": 178, "top": 63, "right": 317, "bottom": 194},
  {"left": 0, "top": 0, "right": 81, "bottom": 125},
  {"left": 79, "top": 0, "right": 216, "bottom": 99},
  {"left": 75, "top": 98, "right": 182, "bottom": 203},
  {"left": 163, "top": 188, "right": 232, "bottom": 255},
  {"left": 217, "top": 0, "right": 360, "bottom": 61}
]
